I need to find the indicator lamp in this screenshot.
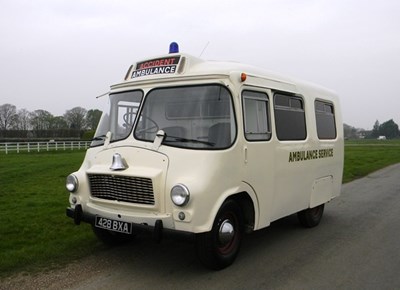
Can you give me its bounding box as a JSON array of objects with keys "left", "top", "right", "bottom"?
[
  {"left": 169, "top": 42, "right": 179, "bottom": 53},
  {"left": 178, "top": 212, "right": 186, "bottom": 220},
  {"left": 241, "top": 72, "right": 247, "bottom": 82}
]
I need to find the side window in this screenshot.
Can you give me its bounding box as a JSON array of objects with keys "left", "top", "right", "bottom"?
[
  {"left": 242, "top": 90, "right": 271, "bottom": 141},
  {"left": 274, "top": 93, "right": 306, "bottom": 140},
  {"left": 315, "top": 100, "right": 336, "bottom": 139}
]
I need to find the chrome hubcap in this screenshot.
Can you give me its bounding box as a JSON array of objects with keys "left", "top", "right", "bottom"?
[{"left": 218, "top": 219, "right": 235, "bottom": 246}]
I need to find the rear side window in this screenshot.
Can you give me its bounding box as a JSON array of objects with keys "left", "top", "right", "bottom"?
[
  {"left": 274, "top": 93, "right": 306, "bottom": 140},
  {"left": 315, "top": 100, "right": 336, "bottom": 139}
]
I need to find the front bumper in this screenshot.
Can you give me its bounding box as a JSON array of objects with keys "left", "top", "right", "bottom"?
[{"left": 66, "top": 205, "right": 186, "bottom": 242}]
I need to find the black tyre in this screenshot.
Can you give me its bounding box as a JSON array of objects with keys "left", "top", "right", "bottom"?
[
  {"left": 196, "top": 200, "right": 243, "bottom": 270},
  {"left": 297, "top": 204, "right": 325, "bottom": 228},
  {"left": 92, "top": 226, "right": 135, "bottom": 246}
]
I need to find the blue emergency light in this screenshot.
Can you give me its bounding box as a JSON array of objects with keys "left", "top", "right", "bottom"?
[{"left": 169, "top": 42, "right": 179, "bottom": 53}]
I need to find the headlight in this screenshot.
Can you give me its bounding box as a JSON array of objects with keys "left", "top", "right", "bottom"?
[
  {"left": 171, "top": 184, "right": 190, "bottom": 206},
  {"left": 66, "top": 174, "right": 79, "bottom": 193}
]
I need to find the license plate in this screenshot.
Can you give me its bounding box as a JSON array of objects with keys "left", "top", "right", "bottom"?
[{"left": 95, "top": 216, "right": 132, "bottom": 234}]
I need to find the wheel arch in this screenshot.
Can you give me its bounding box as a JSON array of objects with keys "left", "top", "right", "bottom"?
[
  {"left": 190, "top": 183, "right": 259, "bottom": 234},
  {"left": 215, "top": 182, "right": 258, "bottom": 233},
  {"left": 228, "top": 192, "right": 256, "bottom": 233}
]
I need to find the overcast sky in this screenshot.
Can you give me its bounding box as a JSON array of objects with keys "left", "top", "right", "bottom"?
[{"left": 1, "top": 0, "right": 399, "bottom": 129}]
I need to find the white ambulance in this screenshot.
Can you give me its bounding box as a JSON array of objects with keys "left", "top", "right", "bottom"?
[{"left": 66, "top": 43, "right": 343, "bottom": 270}]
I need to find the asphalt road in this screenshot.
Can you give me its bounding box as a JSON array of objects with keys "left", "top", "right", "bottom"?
[{"left": 5, "top": 164, "right": 399, "bottom": 290}]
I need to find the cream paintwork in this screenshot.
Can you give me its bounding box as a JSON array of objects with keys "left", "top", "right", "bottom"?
[{"left": 67, "top": 52, "right": 343, "bottom": 235}]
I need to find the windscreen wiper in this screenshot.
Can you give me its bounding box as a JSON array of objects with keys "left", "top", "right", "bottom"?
[
  {"left": 91, "top": 135, "right": 106, "bottom": 141},
  {"left": 164, "top": 135, "right": 215, "bottom": 146}
]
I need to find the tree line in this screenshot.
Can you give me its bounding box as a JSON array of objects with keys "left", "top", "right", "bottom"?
[
  {"left": 344, "top": 119, "right": 400, "bottom": 139},
  {"left": 1, "top": 103, "right": 398, "bottom": 141},
  {"left": 0, "top": 103, "right": 101, "bottom": 140}
]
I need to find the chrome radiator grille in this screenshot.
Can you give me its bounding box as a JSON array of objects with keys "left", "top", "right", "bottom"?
[{"left": 88, "top": 174, "right": 155, "bottom": 205}]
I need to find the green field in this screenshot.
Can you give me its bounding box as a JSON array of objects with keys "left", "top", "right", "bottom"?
[
  {"left": 343, "top": 139, "right": 400, "bottom": 183},
  {"left": 1, "top": 140, "right": 400, "bottom": 277},
  {"left": 0, "top": 151, "right": 104, "bottom": 277}
]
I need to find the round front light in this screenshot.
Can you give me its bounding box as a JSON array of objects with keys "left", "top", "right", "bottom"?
[
  {"left": 66, "top": 174, "right": 79, "bottom": 193},
  {"left": 171, "top": 184, "right": 190, "bottom": 206}
]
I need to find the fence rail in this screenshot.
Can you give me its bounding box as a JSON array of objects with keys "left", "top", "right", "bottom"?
[{"left": 0, "top": 141, "right": 91, "bottom": 154}]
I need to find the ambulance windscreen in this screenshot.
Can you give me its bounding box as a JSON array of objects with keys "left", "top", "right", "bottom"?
[{"left": 134, "top": 84, "right": 236, "bottom": 149}]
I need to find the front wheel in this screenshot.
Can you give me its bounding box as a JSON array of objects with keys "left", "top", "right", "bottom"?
[
  {"left": 297, "top": 204, "right": 325, "bottom": 228},
  {"left": 195, "top": 200, "right": 243, "bottom": 270}
]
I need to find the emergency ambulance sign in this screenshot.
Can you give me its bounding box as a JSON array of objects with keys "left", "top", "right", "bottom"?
[{"left": 131, "top": 56, "right": 181, "bottom": 78}]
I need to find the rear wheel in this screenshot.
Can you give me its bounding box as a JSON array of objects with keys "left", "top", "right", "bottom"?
[
  {"left": 196, "top": 200, "right": 243, "bottom": 270},
  {"left": 297, "top": 204, "right": 325, "bottom": 228}
]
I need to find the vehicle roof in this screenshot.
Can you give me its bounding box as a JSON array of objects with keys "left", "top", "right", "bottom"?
[{"left": 114, "top": 53, "right": 337, "bottom": 98}]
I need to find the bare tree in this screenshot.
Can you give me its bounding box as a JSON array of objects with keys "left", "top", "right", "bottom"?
[
  {"left": 14, "top": 108, "right": 31, "bottom": 130},
  {"left": 0, "top": 103, "right": 17, "bottom": 130},
  {"left": 30, "top": 109, "right": 54, "bottom": 130},
  {"left": 64, "top": 107, "right": 87, "bottom": 130}
]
